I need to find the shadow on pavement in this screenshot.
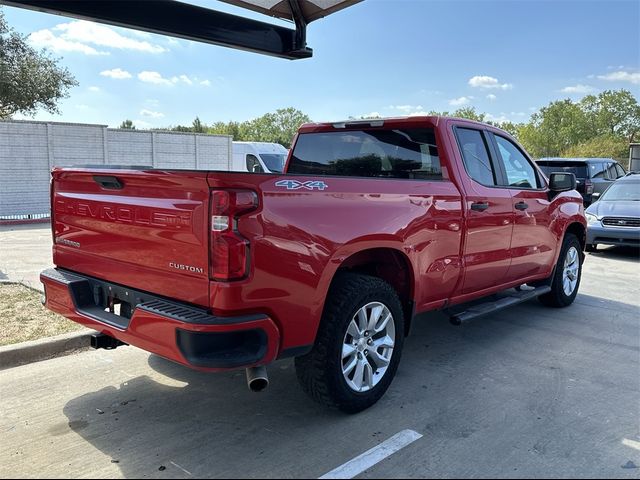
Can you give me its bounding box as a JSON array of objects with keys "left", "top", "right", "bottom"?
[
  {"left": 62, "top": 294, "right": 639, "bottom": 478},
  {"left": 588, "top": 245, "right": 639, "bottom": 263}
]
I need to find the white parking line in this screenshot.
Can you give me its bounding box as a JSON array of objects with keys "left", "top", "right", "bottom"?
[
  {"left": 319, "top": 429, "right": 423, "bottom": 479},
  {"left": 622, "top": 438, "right": 640, "bottom": 451}
]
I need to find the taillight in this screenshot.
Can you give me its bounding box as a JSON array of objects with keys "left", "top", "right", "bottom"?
[
  {"left": 585, "top": 179, "right": 594, "bottom": 195},
  {"left": 210, "top": 190, "right": 258, "bottom": 281}
]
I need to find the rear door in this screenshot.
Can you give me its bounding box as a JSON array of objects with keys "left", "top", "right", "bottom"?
[
  {"left": 52, "top": 168, "right": 211, "bottom": 307},
  {"left": 453, "top": 126, "right": 513, "bottom": 294}
]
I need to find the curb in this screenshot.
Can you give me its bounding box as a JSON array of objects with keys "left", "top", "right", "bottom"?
[{"left": 0, "top": 329, "right": 95, "bottom": 371}]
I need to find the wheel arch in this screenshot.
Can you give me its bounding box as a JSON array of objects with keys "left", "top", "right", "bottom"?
[{"left": 328, "top": 247, "right": 416, "bottom": 336}]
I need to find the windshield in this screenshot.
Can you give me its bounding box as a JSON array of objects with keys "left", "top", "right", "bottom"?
[
  {"left": 600, "top": 182, "right": 640, "bottom": 201},
  {"left": 537, "top": 162, "right": 588, "bottom": 178},
  {"left": 259, "top": 153, "right": 287, "bottom": 173}
]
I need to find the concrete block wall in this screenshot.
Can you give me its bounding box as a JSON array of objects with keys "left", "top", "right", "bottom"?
[{"left": 0, "top": 120, "right": 232, "bottom": 220}]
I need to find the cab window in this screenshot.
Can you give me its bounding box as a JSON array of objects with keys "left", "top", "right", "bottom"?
[
  {"left": 455, "top": 128, "right": 497, "bottom": 186},
  {"left": 494, "top": 135, "right": 539, "bottom": 189}
]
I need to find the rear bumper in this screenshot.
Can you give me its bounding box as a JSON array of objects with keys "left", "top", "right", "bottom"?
[
  {"left": 40, "top": 268, "right": 280, "bottom": 372},
  {"left": 586, "top": 224, "right": 640, "bottom": 247}
]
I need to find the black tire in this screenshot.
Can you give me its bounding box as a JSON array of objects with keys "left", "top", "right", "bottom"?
[
  {"left": 585, "top": 243, "right": 597, "bottom": 253},
  {"left": 539, "top": 233, "right": 583, "bottom": 308},
  {"left": 295, "top": 272, "right": 405, "bottom": 413}
]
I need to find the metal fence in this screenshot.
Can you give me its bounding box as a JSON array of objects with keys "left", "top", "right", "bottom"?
[{"left": 0, "top": 120, "right": 232, "bottom": 221}]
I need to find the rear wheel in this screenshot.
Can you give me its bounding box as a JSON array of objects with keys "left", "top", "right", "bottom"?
[
  {"left": 295, "top": 273, "right": 404, "bottom": 413},
  {"left": 539, "top": 233, "right": 583, "bottom": 308}
]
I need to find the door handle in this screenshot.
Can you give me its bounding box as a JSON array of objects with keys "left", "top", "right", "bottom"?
[
  {"left": 93, "top": 175, "right": 123, "bottom": 190},
  {"left": 515, "top": 201, "right": 529, "bottom": 211},
  {"left": 470, "top": 201, "right": 489, "bottom": 212}
]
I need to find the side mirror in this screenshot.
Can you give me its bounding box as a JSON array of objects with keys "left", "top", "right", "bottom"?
[{"left": 549, "top": 172, "right": 577, "bottom": 193}]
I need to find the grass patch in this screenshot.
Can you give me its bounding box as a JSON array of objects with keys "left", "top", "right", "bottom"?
[{"left": 0, "top": 283, "right": 82, "bottom": 346}]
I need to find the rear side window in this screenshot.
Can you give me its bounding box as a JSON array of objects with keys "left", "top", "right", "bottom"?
[
  {"left": 455, "top": 128, "right": 496, "bottom": 186},
  {"left": 537, "top": 162, "right": 588, "bottom": 179},
  {"left": 590, "top": 162, "right": 606, "bottom": 179},
  {"left": 615, "top": 163, "right": 626, "bottom": 178},
  {"left": 494, "top": 135, "right": 539, "bottom": 189},
  {"left": 288, "top": 128, "right": 442, "bottom": 180}
]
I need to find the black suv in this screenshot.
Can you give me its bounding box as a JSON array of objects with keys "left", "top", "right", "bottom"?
[{"left": 536, "top": 158, "right": 627, "bottom": 205}]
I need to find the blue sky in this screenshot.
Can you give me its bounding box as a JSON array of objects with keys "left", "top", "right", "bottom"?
[{"left": 4, "top": 0, "right": 639, "bottom": 129}]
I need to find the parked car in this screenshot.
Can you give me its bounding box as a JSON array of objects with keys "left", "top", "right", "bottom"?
[
  {"left": 232, "top": 141, "right": 288, "bottom": 173},
  {"left": 41, "top": 116, "right": 586, "bottom": 413},
  {"left": 585, "top": 173, "right": 640, "bottom": 252},
  {"left": 536, "top": 158, "right": 626, "bottom": 205}
]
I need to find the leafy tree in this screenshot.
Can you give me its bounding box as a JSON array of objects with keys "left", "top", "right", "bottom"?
[
  {"left": 452, "top": 107, "right": 486, "bottom": 122},
  {"left": 562, "top": 134, "right": 629, "bottom": 160},
  {"left": 580, "top": 89, "right": 640, "bottom": 143},
  {"left": 192, "top": 116, "right": 206, "bottom": 133},
  {"left": 119, "top": 119, "right": 135, "bottom": 129},
  {"left": 0, "top": 8, "right": 77, "bottom": 118},
  {"left": 517, "top": 100, "right": 593, "bottom": 157},
  {"left": 242, "top": 108, "right": 311, "bottom": 147}
]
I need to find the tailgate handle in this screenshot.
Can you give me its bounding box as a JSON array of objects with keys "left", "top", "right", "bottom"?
[{"left": 93, "top": 175, "right": 123, "bottom": 190}]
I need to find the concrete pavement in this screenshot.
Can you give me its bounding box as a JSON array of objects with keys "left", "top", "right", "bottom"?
[
  {"left": 0, "top": 223, "right": 52, "bottom": 291},
  {"left": 0, "top": 242, "right": 638, "bottom": 478}
]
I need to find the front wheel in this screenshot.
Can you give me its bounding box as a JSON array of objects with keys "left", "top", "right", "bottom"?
[
  {"left": 295, "top": 273, "right": 404, "bottom": 413},
  {"left": 539, "top": 233, "right": 583, "bottom": 308},
  {"left": 585, "top": 243, "right": 597, "bottom": 253}
]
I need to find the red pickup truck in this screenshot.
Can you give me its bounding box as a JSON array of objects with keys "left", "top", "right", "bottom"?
[{"left": 41, "top": 116, "right": 586, "bottom": 413}]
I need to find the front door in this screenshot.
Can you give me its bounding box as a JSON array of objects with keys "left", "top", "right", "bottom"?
[{"left": 489, "top": 133, "right": 556, "bottom": 280}]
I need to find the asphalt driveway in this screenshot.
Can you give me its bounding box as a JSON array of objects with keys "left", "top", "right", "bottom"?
[{"left": 0, "top": 224, "right": 638, "bottom": 478}]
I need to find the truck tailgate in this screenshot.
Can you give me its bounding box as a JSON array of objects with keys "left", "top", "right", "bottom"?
[{"left": 52, "top": 168, "right": 210, "bottom": 307}]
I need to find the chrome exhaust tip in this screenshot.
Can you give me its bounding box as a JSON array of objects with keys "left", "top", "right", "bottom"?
[{"left": 246, "top": 366, "right": 269, "bottom": 392}]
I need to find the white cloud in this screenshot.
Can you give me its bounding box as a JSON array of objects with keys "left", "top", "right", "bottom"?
[
  {"left": 560, "top": 84, "right": 596, "bottom": 94},
  {"left": 100, "top": 68, "right": 132, "bottom": 80},
  {"left": 389, "top": 104, "right": 423, "bottom": 113},
  {"left": 55, "top": 20, "right": 166, "bottom": 54},
  {"left": 140, "top": 109, "right": 165, "bottom": 118},
  {"left": 138, "top": 71, "right": 174, "bottom": 86},
  {"left": 485, "top": 113, "right": 511, "bottom": 123},
  {"left": 449, "top": 96, "right": 473, "bottom": 106},
  {"left": 28, "top": 20, "right": 166, "bottom": 56},
  {"left": 597, "top": 70, "right": 640, "bottom": 85},
  {"left": 468, "top": 75, "right": 513, "bottom": 90},
  {"left": 88, "top": 86, "right": 101, "bottom": 92},
  {"left": 486, "top": 94, "right": 497, "bottom": 101},
  {"left": 200, "top": 80, "right": 212, "bottom": 87},
  {"left": 171, "top": 74, "right": 193, "bottom": 85},
  {"left": 360, "top": 112, "right": 382, "bottom": 119},
  {"left": 28, "top": 29, "right": 108, "bottom": 55}
]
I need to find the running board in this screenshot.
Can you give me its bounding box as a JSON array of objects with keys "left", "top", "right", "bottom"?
[{"left": 449, "top": 286, "right": 552, "bottom": 325}]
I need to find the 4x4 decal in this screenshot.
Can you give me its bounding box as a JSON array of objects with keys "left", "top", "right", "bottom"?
[{"left": 275, "top": 180, "right": 328, "bottom": 191}]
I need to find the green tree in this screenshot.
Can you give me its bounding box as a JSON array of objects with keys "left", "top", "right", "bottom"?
[
  {"left": 452, "top": 106, "right": 486, "bottom": 122},
  {"left": 562, "top": 134, "right": 629, "bottom": 159},
  {"left": 580, "top": 89, "right": 640, "bottom": 142},
  {"left": 517, "top": 99, "right": 593, "bottom": 157},
  {"left": 119, "top": 119, "right": 135, "bottom": 129},
  {"left": 0, "top": 8, "right": 77, "bottom": 118},
  {"left": 242, "top": 108, "right": 311, "bottom": 147},
  {"left": 192, "top": 116, "right": 206, "bottom": 133}
]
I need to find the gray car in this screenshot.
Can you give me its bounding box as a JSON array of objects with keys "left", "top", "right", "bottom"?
[{"left": 585, "top": 174, "right": 640, "bottom": 251}]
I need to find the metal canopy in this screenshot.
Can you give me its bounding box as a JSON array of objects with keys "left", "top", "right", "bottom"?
[
  {"left": 219, "top": 0, "right": 361, "bottom": 23},
  {"left": 0, "top": 0, "right": 360, "bottom": 59}
]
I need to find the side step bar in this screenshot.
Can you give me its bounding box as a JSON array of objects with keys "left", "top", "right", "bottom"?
[{"left": 449, "top": 285, "right": 552, "bottom": 325}]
